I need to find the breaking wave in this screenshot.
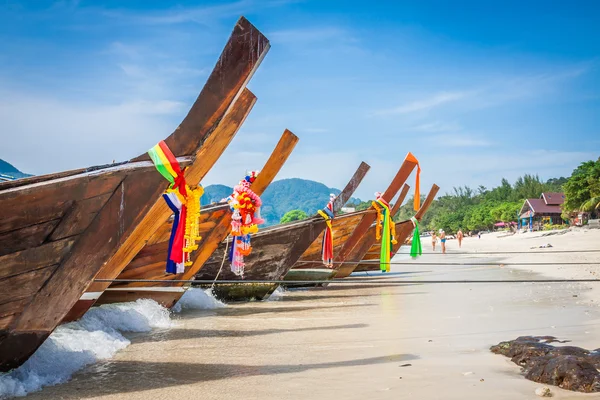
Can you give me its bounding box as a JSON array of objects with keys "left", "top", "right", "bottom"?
[
  {"left": 267, "top": 286, "right": 286, "bottom": 301},
  {"left": 0, "top": 299, "right": 172, "bottom": 398},
  {"left": 172, "top": 288, "right": 226, "bottom": 312}
]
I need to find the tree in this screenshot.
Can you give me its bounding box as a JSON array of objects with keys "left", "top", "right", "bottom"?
[
  {"left": 280, "top": 209, "right": 309, "bottom": 223},
  {"left": 563, "top": 158, "right": 600, "bottom": 217}
]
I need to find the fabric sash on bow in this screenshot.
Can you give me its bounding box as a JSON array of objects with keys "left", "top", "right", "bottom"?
[
  {"left": 317, "top": 198, "right": 335, "bottom": 267},
  {"left": 406, "top": 152, "right": 421, "bottom": 211},
  {"left": 410, "top": 217, "right": 422, "bottom": 258},
  {"left": 372, "top": 196, "right": 397, "bottom": 272},
  {"left": 148, "top": 140, "right": 200, "bottom": 273},
  {"left": 163, "top": 192, "right": 185, "bottom": 273}
]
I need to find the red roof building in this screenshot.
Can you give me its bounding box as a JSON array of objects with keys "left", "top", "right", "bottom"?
[{"left": 519, "top": 192, "right": 566, "bottom": 229}]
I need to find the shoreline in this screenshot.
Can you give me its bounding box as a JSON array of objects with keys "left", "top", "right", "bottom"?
[{"left": 10, "top": 229, "right": 600, "bottom": 400}]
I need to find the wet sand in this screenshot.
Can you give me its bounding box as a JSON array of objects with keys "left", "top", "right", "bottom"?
[{"left": 27, "top": 229, "right": 600, "bottom": 399}]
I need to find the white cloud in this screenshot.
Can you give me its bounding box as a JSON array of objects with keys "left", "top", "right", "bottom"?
[
  {"left": 375, "top": 91, "right": 473, "bottom": 115},
  {"left": 429, "top": 134, "right": 492, "bottom": 147},
  {"left": 413, "top": 121, "right": 462, "bottom": 133},
  {"left": 269, "top": 27, "right": 348, "bottom": 44}
]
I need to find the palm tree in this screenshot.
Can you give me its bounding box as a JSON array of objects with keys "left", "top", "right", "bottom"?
[{"left": 580, "top": 196, "right": 600, "bottom": 213}]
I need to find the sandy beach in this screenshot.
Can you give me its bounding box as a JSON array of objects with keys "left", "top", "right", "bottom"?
[{"left": 7, "top": 228, "right": 600, "bottom": 399}]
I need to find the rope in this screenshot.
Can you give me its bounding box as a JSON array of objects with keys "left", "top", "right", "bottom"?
[
  {"left": 294, "top": 260, "right": 600, "bottom": 266},
  {"left": 364, "top": 250, "right": 600, "bottom": 255},
  {"left": 93, "top": 278, "right": 600, "bottom": 285},
  {"left": 211, "top": 235, "right": 230, "bottom": 291}
]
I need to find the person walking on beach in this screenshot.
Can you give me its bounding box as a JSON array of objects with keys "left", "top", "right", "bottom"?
[
  {"left": 431, "top": 231, "right": 437, "bottom": 252},
  {"left": 439, "top": 229, "right": 446, "bottom": 254},
  {"left": 457, "top": 229, "right": 464, "bottom": 248}
]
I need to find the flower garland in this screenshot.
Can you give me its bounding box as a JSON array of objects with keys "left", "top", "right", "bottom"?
[
  {"left": 372, "top": 192, "right": 397, "bottom": 273},
  {"left": 148, "top": 140, "right": 203, "bottom": 274},
  {"left": 225, "top": 171, "right": 264, "bottom": 277},
  {"left": 317, "top": 194, "right": 336, "bottom": 267}
]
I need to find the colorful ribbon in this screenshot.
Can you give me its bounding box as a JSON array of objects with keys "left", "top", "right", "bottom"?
[
  {"left": 372, "top": 195, "right": 397, "bottom": 272},
  {"left": 148, "top": 140, "right": 202, "bottom": 274},
  {"left": 317, "top": 194, "right": 335, "bottom": 267},
  {"left": 406, "top": 152, "right": 421, "bottom": 211},
  {"left": 410, "top": 216, "right": 422, "bottom": 258}
]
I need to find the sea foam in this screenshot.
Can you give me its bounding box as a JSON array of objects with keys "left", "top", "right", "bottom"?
[
  {"left": 172, "top": 288, "right": 226, "bottom": 312},
  {"left": 0, "top": 299, "right": 172, "bottom": 398},
  {"left": 267, "top": 286, "right": 286, "bottom": 301}
]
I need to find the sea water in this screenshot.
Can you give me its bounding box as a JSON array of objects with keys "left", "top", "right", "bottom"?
[
  {"left": 0, "top": 292, "right": 225, "bottom": 399},
  {"left": 172, "top": 288, "right": 226, "bottom": 312}
]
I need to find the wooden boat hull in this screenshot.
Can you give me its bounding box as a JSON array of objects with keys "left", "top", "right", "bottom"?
[
  {"left": 332, "top": 184, "right": 410, "bottom": 278},
  {"left": 93, "top": 130, "right": 299, "bottom": 308},
  {"left": 193, "top": 162, "right": 371, "bottom": 301},
  {"left": 197, "top": 219, "right": 324, "bottom": 301},
  {"left": 351, "top": 184, "right": 440, "bottom": 274},
  {"left": 284, "top": 155, "right": 419, "bottom": 287},
  {"left": 0, "top": 16, "right": 269, "bottom": 372}
]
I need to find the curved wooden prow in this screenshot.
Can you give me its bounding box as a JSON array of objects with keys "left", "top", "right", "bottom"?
[
  {"left": 332, "top": 183, "right": 411, "bottom": 278},
  {"left": 332, "top": 162, "right": 371, "bottom": 213},
  {"left": 180, "top": 129, "right": 298, "bottom": 282},
  {"left": 1, "top": 17, "right": 270, "bottom": 371},
  {"left": 135, "top": 16, "right": 269, "bottom": 159},
  {"left": 89, "top": 130, "right": 298, "bottom": 308},
  {"left": 64, "top": 89, "right": 258, "bottom": 322},
  {"left": 331, "top": 155, "right": 418, "bottom": 265},
  {"left": 391, "top": 184, "right": 411, "bottom": 216},
  {"left": 352, "top": 183, "right": 440, "bottom": 274},
  {"left": 413, "top": 184, "right": 439, "bottom": 221}
]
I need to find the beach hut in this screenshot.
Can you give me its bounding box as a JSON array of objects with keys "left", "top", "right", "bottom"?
[{"left": 519, "top": 192, "right": 565, "bottom": 231}]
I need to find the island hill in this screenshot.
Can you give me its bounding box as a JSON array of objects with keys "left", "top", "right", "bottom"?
[
  {"left": 0, "top": 158, "right": 32, "bottom": 181},
  {"left": 201, "top": 178, "right": 362, "bottom": 226}
]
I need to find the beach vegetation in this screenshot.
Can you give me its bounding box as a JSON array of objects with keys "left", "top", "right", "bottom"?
[
  {"left": 395, "top": 175, "right": 567, "bottom": 234},
  {"left": 562, "top": 158, "right": 600, "bottom": 217},
  {"left": 280, "top": 209, "right": 309, "bottom": 223}
]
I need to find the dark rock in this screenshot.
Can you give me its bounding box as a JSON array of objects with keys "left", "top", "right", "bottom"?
[{"left": 491, "top": 336, "right": 600, "bottom": 393}]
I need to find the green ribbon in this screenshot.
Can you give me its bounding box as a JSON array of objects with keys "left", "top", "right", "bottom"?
[{"left": 410, "top": 217, "right": 422, "bottom": 258}]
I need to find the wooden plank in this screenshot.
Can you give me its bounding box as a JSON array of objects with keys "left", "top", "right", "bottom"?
[
  {"left": 0, "top": 299, "right": 28, "bottom": 319},
  {"left": 0, "top": 266, "right": 58, "bottom": 306},
  {"left": 0, "top": 171, "right": 127, "bottom": 234},
  {"left": 0, "top": 220, "right": 60, "bottom": 257},
  {"left": 0, "top": 314, "right": 17, "bottom": 330},
  {"left": 0, "top": 239, "right": 74, "bottom": 280},
  {"left": 49, "top": 193, "right": 112, "bottom": 240}
]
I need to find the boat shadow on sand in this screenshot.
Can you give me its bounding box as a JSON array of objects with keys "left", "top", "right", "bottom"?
[
  {"left": 174, "top": 303, "right": 373, "bottom": 320},
  {"left": 130, "top": 323, "right": 370, "bottom": 343},
  {"left": 31, "top": 354, "right": 420, "bottom": 399}
]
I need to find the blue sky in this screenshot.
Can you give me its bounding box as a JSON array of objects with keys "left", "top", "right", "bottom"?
[{"left": 1, "top": 0, "right": 599, "bottom": 199}]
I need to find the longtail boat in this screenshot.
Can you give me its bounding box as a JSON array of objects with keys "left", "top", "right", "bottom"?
[
  {"left": 351, "top": 184, "right": 440, "bottom": 274},
  {"left": 194, "top": 161, "right": 371, "bottom": 301},
  {"left": 0, "top": 16, "right": 269, "bottom": 372},
  {"left": 88, "top": 129, "right": 298, "bottom": 308},
  {"left": 329, "top": 183, "right": 410, "bottom": 278},
  {"left": 284, "top": 154, "right": 419, "bottom": 284}
]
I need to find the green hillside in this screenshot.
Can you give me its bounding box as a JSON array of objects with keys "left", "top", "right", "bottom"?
[
  {"left": 201, "top": 178, "right": 362, "bottom": 226},
  {"left": 0, "top": 159, "right": 32, "bottom": 179}
]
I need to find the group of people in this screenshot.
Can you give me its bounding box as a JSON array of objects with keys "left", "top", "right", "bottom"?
[{"left": 430, "top": 229, "right": 464, "bottom": 253}]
